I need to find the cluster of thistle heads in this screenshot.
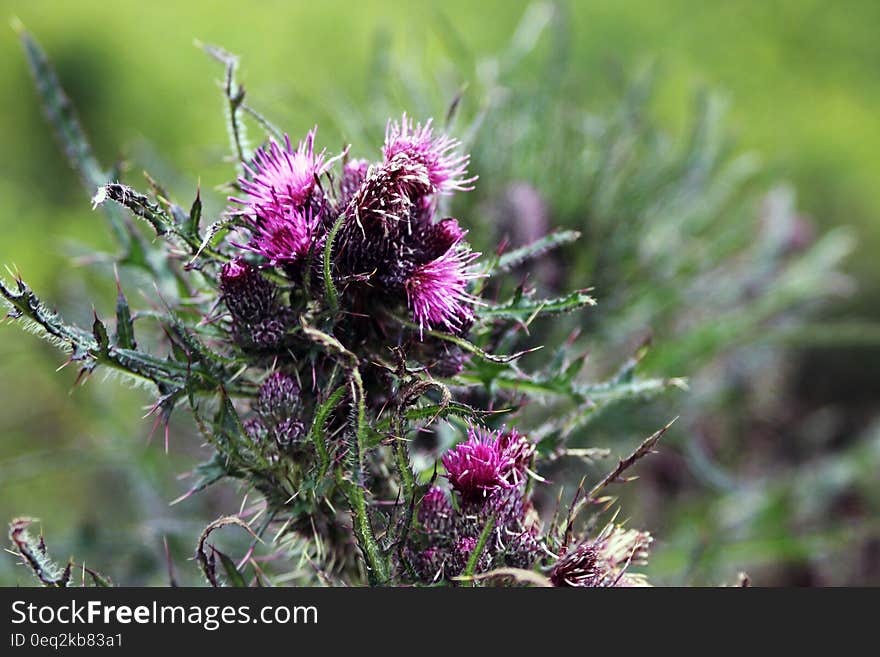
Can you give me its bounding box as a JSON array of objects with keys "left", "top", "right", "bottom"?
[
  {"left": 223, "top": 116, "right": 480, "bottom": 348},
  {"left": 2, "top": 31, "right": 662, "bottom": 587},
  {"left": 206, "top": 118, "right": 652, "bottom": 585}
]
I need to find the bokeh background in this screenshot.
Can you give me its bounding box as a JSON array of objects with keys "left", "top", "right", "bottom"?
[{"left": 1, "top": 0, "right": 878, "bottom": 585}]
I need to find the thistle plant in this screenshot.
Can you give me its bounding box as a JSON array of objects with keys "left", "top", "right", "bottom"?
[{"left": 3, "top": 29, "right": 686, "bottom": 587}]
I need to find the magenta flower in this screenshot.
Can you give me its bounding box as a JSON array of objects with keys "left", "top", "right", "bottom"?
[
  {"left": 233, "top": 129, "right": 327, "bottom": 215},
  {"left": 231, "top": 129, "right": 328, "bottom": 263},
  {"left": 442, "top": 425, "right": 526, "bottom": 504},
  {"left": 383, "top": 114, "right": 476, "bottom": 195},
  {"left": 405, "top": 244, "right": 481, "bottom": 334},
  {"left": 238, "top": 206, "right": 323, "bottom": 265}
]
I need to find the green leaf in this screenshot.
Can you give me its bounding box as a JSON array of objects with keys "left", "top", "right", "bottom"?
[
  {"left": 114, "top": 282, "right": 136, "bottom": 349},
  {"left": 491, "top": 230, "right": 581, "bottom": 274},
  {"left": 187, "top": 187, "right": 202, "bottom": 239},
  {"left": 16, "top": 24, "right": 130, "bottom": 249},
  {"left": 480, "top": 289, "right": 597, "bottom": 322},
  {"left": 92, "top": 311, "right": 110, "bottom": 357},
  {"left": 215, "top": 548, "right": 248, "bottom": 587}
]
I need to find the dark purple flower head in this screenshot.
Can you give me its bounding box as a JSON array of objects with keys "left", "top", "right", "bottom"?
[
  {"left": 442, "top": 425, "right": 525, "bottom": 504},
  {"left": 418, "top": 487, "right": 454, "bottom": 534},
  {"left": 231, "top": 129, "right": 329, "bottom": 264},
  {"left": 345, "top": 156, "right": 432, "bottom": 235},
  {"left": 384, "top": 114, "right": 476, "bottom": 195},
  {"left": 418, "top": 217, "right": 467, "bottom": 261},
  {"left": 405, "top": 244, "right": 481, "bottom": 334},
  {"left": 219, "top": 258, "right": 290, "bottom": 348},
  {"left": 257, "top": 371, "right": 301, "bottom": 419},
  {"left": 219, "top": 258, "right": 276, "bottom": 318}
]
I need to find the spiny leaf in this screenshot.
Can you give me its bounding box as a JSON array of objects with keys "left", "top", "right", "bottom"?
[
  {"left": 114, "top": 281, "right": 136, "bottom": 349},
  {"left": 9, "top": 518, "right": 73, "bottom": 587},
  {"left": 186, "top": 187, "right": 202, "bottom": 239},
  {"left": 480, "top": 289, "right": 597, "bottom": 321},
  {"left": 491, "top": 230, "right": 581, "bottom": 274},
  {"left": 92, "top": 311, "right": 109, "bottom": 357},
  {"left": 16, "top": 25, "right": 130, "bottom": 249}
]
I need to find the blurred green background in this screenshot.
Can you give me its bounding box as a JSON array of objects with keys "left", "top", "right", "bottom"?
[{"left": 1, "top": 0, "right": 878, "bottom": 585}]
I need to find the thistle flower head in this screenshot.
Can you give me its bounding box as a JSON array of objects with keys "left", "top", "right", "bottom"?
[
  {"left": 418, "top": 217, "right": 467, "bottom": 261},
  {"left": 405, "top": 245, "right": 481, "bottom": 334},
  {"left": 384, "top": 114, "right": 476, "bottom": 195},
  {"left": 219, "top": 258, "right": 276, "bottom": 317},
  {"left": 219, "top": 258, "right": 291, "bottom": 348},
  {"left": 238, "top": 206, "right": 323, "bottom": 265},
  {"left": 345, "top": 156, "right": 432, "bottom": 234},
  {"left": 257, "top": 371, "right": 301, "bottom": 419},
  {"left": 550, "top": 525, "right": 653, "bottom": 587},
  {"left": 442, "top": 425, "right": 528, "bottom": 504},
  {"left": 497, "top": 428, "right": 536, "bottom": 476},
  {"left": 418, "top": 487, "right": 454, "bottom": 534},
  {"left": 233, "top": 129, "right": 326, "bottom": 217},
  {"left": 231, "top": 129, "right": 328, "bottom": 264}
]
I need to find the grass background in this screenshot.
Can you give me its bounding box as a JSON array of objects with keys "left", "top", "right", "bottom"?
[{"left": 1, "top": 0, "right": 878, "bottom": 585}]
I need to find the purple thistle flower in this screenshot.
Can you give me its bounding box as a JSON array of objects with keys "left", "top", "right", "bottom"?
[
  {"left": 337, "top": 156, "right": 433, "bottom": 277},
  {"left": 497, "top": 428, "right": 536, "bottom": 478},
  {"left": 442, "top": 425, "right": 524, "bottom": 504},
  {"left": 345, "top": 156, "right": 432, "bottom": 235},
  {"left": 233, "top": 128, "right": 326, "bottom": 216},
  {"left": 384, "top": 114, "right": 476, "bottom": 195},
  {"left": 231, "top": 129, "right": 329, "bottom": 264},
  {"left": 405, "top": 244, "right": 481, "bottom": 334},
  {"left": 238, "top": 206, "right": 323, "bottom": 266}
]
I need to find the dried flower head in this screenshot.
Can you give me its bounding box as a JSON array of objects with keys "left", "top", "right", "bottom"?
[
  {"left": 384, "top": 114, "right": 476, "bottom": 195},
  {"left": 550, "top": 525, "right": 653, "bottom": 587}
]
